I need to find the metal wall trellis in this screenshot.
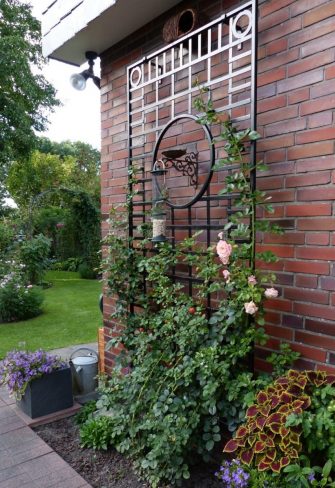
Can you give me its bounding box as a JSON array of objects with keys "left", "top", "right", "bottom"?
[{"left": 127, "top": 0, "right": 258, "bottom": 309}]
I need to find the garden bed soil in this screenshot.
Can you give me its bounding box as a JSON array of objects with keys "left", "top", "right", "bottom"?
[{"left": 34, "top": 416, "right": 222, "bottom": 488}]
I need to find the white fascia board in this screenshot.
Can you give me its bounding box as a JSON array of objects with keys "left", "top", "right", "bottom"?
[{"left": 42, "top": 0, "right": 180, "bottom": 66}]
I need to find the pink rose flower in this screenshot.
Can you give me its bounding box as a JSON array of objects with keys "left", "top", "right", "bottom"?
[
  {"left": 244, "top": 301, "right": 258, "bottom": 315},
  {"left": 222, "top": 269, "right": 231, "bottom": 282},
  {"left": 218, "top": 232, "right": 224, "bottom": 240},
  {"left": 264, "top": 287, "right": 278, "bottom": 298},
  {"left": 248, "top": 275, "right": 257, "bottom": 286},
  {"left": 27, "top": 284, "right": 33, "bottom": 289},
  {"left": 216, "top": 240, "right": 232, "bottom": 265}
]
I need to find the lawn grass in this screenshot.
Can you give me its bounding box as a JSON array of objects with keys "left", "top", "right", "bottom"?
[{"left": 0, "top": 271, "right": 102, "bottom": 358}]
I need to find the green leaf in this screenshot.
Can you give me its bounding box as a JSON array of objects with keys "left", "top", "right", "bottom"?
[
  {"left": 206, "top": 440, "right": 214, "bottom": 451},
  {"left": 322, "top": 459, "right": 332, "bottom": 478}
]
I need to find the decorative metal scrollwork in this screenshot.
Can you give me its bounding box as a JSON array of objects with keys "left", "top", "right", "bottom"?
[{"left": 161, "top": 149, "right": 199, "bottom": 188}]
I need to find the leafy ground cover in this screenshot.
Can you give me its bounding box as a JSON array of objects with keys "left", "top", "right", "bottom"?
[{"left": 0, "top": 271, "right": 101, "bottom": 358}]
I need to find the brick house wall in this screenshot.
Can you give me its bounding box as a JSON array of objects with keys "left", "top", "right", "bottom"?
[{"left": 100, "top": 0, "right": 335, "bottom": 374}]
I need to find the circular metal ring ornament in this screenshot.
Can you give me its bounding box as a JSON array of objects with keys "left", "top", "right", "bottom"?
[
  {"left": 232, "top": 10, "right": 252, "bottom": 39},
  {"left": 153, "top": 114, "right": 215, "bottom": 209},
  {"left": 130, "top": 66, "right": 142, "bottom": 87}
]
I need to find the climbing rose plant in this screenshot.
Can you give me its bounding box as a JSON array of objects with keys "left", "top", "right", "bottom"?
[{"left": 81, "top": 90, "right": 284, "bottom": 487}]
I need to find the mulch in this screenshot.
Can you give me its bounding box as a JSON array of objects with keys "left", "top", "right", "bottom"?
[{"left": 34, "top": 416, "right": 222, "bottom": 488}]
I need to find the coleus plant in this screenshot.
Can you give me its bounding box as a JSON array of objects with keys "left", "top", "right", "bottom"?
[{"left": 223, "top": 370, "right": 335, "bottom": 474}]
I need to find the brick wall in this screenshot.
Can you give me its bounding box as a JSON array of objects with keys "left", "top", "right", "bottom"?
[{"left": 100, "top": 0, "right": 335, "bottom": 374}]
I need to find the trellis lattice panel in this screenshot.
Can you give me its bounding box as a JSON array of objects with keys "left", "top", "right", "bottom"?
[{"left": 127, "top": 0, "right": 258, "bottom": 305}]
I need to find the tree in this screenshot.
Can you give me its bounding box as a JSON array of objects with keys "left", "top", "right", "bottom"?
[
  {"left": 0, "top": 0, "right": 58, "bottom": 203},
  {"left": 36, "top": 138, "right": 101, "bottom": 200}
]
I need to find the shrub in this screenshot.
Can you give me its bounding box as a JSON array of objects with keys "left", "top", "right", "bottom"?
[
  {"left": 223, "top": 370, "right": 335, "bottom": 486},
  {"left": 19, "top": 234, "right": 51, "bottom": 284},
  {"left": 0, "top": 261, "right": 44, "bottom": 322},
  {"left": 78, "top": 262, "right": 96, "bottom": 279},
  {"left": 0, "top": 281, "right": 44, "bottom": 322}
]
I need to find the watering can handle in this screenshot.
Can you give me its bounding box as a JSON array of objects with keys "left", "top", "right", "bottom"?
[{"left": 69, "top": 347, "right": 98, "bottom": 361}]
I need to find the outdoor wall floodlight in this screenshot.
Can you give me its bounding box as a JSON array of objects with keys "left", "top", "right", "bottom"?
[{"left": 70, "top": 51, "right": 100, "bottom": 90}]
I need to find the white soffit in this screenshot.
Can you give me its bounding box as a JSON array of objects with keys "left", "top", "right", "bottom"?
[{"left": 42, "top": 0, "right": 181, "bottom": 66}]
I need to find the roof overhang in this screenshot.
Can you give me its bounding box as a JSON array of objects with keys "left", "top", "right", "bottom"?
[{"left": 42, "top": 0, "right": 181, "bottom": 66}]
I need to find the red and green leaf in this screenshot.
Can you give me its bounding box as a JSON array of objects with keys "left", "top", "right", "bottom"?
[
  {"left": 254, "top": 440, "right": 266, "bottom": 453},
  {"left": 257, "top": 391, "right": 268, "bottom": 405},
  {"left": 223, "top": 439, "right": 239, "bottom": 453},
  {"left": 235, "top": 426, "right": 248, "bottom": 438},
  {"left": 246, "top": 405, "right": 259, "bottom": 418},
  {"left": 240, "top": 449, "right": 254, "bottom": 466}
]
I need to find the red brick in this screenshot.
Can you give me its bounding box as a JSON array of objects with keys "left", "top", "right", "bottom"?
[
  {"left": 277, "top": 69, "right": 323, "bottom": 94},
  {"left": 266, "top": 38, "right": 288, "bottom": 56},
  {"left": 288, "top": 141, "right": 334, "bottom": 160},
  {"left": 289, "top": 17, "right": 334, "bottom": 48},
  {"left": 296, "top": 155, "right": 335, "bottom": 173},
  {"left": 297, "top": 218, "right": 335, "bottom": 231},
  {"left": 295, "top": 275, "right": 318, "bottom": 288},
  {"left": 264, "top": 150, "right": 289, "bottom": 164},
  {"left": 268, "top": 189, "right": 295, "bottom": 203},
  {"left": 298, "top": 186, "right": 335, "bottom": 201},
  {"left": 320, "top": 277, "right": 335, "bottom": 291},
  {"left": 258, "top": 67, "right": 286, "bottom": 87},
  {"left": 291, "top": 0, "right": 331, "bottom": 17},
  {"left": 288, "top": 87, "right": 310, "bottom": 105},
  {"left": 288, "top": 50, "right": 333, "bottom": 77},
  {"left": 259, "top": 48, "right": 299, "bottom": 74},
  {"left": 302, "top": 31, "right": 335, "bottom": 57},
  {"left": 259, "top": 7, "right": 290, "bottom": 31},
  {"left": 264, "top": 232, "right": 305, "bottom": 245},
  {"left": 265, "top": 118, "right": 306, "bottom": 137},
  {"left": 258, "top": 244, "right": 294, "bottom": 258},
  {"left": 286, "top": 203, "right": 332, "bottom": 216},
  {"left": 306, "top": 233, "right": 330, "bottom": 246},
  {"left": 305, "top": 318, "right": 335, "bottom": 336},
  {"left": 285, "top": 287, "right": 329, "bottom": 305},
  {"left": 261, "top": 17, "right": 302, "bottom": 45},
  {"left": 265, "top": 324, "right": 293, "bottom": 341},
  {"left": 297, "top": 247, "right": 335, "bottom": 261},
  {"left": 258, "top": 95, "right": 287, "bottom": 113},
  {"left": 282, "top": 314, "right": 304, "bottom": 328},
  {"left": 285, "top": 260, "right": 329, "bottom": 275},
  {"left": 291, "top": 343, "right": 327, "bottom": 363},
  {"left": 258, "top": 106, "right": 298, "bottom": 125},
  {"left": 294, "top": 303, "right": 334, "bottom": 321},
  {"left": 300, "top": 95, "right": 335, "bottom": 115},
  {"left": 296, "top": 330, "right": 335, "bottom": 350},
  {"left": 258, "top": 135, "right": 295, "bottom": 152},
  {"left": 311, "top": 80, "right": 335, "bottom": 99},
  {"left": 286, "top": 172, "right": 331, "bottom": 188},
  {"left": 308, "top": 112, "right": 333, "bottom": 129},
  {"left": 257, "top": 176, "right": 284, "bottom": 190},
  {"left": 303, "top": 1, "right": 335, "bottom": 27},
  {"left": 261, "top": 0, "right": 295, "bottom": 17},
  {"left": 325, "top": 65, "right": 335, "bottom": 79}
]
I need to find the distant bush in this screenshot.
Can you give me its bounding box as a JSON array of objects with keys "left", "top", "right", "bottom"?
[
  {"left": 19, "top": 234, "right": 51, "bottom": 284},
  {"left": 51, "top": 257, "right": 83, "bottom": 272},
  {"left": 0, "top": 271, "right": 44, "bottom": 322},
  {"left": 78, "top": 262, "right": 96, "bottom": 280}
]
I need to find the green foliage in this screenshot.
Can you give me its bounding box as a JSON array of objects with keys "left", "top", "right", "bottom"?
[
  {"left": 78, "top": 262, "right": 97, "bottom": 280},
  {"left": 0, "top": 260, "right": 44, "bottom": 322},
  {"left": 74, "top": 400, "right": 97, "bottom": 425},
  {"left": 0, "top": 0, "right": 58, "bottom": 203},
  {"left": 18, "top": 234, "right": 51, "bottom": 284},
  {"left": 52, "top": 257, "right": 83, "bottom": 272},
  {"left": 224, "top": 370, "right": 335, "bottom": 477},
  {"left": 80, "top": 416, "right": 114, "bottom": 450},
  {"left": 0, "top": 218, "right": 15, "bottom": 256},
  {"left": 267, "top": 343, "right": 301, "bottom": 377}
]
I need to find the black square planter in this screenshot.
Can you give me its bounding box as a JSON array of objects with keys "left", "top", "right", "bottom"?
[{"left": 17, "top": 367, "right": 73, "bottom": 418}]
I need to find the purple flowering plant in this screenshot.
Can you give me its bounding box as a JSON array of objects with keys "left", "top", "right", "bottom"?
[
  {"left": 215, "top": 459, "right": 250, "bottom": 487},
  {"left": 0, "top": 349, "right": 67, "bottom": 400}
]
